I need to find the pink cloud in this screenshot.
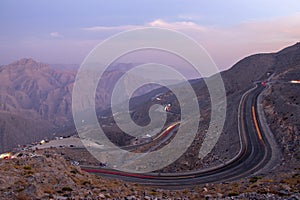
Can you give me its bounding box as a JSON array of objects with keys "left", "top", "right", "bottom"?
[{"left": 50, "top": 32, "right": 62, "bottom": 38}]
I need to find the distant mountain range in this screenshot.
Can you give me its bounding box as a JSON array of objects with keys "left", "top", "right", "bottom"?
[
  {"left": 0, "top": 42, "right": 299, "bottom": 154},
  {"left": 0, "top": 59, "right": 158, "bottom": 152},
  {"left": 0, "top": 58, "right": 74, "bottom": 152}
]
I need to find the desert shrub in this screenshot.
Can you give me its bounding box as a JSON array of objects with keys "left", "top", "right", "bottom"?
[
  {"left": 23, "top": 166, "right": 32, "bottom": 170},
  {"left": 249, "top": 176, "right": 262, "bottom": 183},
  {"left": 228, "top": 191, "right": 239, "bottom": 196},
  {"left": 62, "top": 186, "right": 73, "bottom": 192}
]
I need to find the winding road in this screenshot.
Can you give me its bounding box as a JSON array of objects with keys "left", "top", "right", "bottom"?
[{"left": 81, "top": 83, "right": 276, "bottom": 187}]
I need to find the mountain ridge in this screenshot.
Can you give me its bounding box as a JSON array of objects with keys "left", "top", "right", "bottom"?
[{"left": 0, "top": 42, "right": 299, "bottom": 153}]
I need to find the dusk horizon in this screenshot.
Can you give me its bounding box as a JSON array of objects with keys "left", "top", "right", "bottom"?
[{"left": 1, "top": 0, "right": 300, "bottom": 71}]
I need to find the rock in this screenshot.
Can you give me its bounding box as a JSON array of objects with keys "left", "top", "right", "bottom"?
[
  {"left": 98, "top": 193, "right": 106, "bottom": 199},
  {"left": 217, "top": 193, "right": 223, "bottom": 198},
  {"left": 20, "top": 184, "right": 37, "bottom": 197},
  {"left": 289, "top": 194, "right": 300, "bottom": 200},
  {"left": 144, "top": 196, "right": 151, "bottom": 200},
  {"left": 125, "top": 195, "right": 137, "bottom": 200},
  {"left": 53, "top": 196, "right": 68, "bottom": 200},
  {"left": 105, "top": 193, "right": 111, "bottom": 198},
  {"left": 282, "top": 184, "right": 291, "bottom": 191},
  {"left": 279, "top": 189, "right": 290, "bottom": 196}
]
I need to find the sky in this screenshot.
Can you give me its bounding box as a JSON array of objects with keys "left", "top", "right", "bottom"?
[{"left": 0, "top": 0, "right": 300, "bottom": 70}]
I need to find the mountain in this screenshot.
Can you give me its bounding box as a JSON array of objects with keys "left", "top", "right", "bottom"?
[
  {"left": 118, "top": 42, "right": 300, "bottom": 172},
  {"left": 0, "top": 58, "right": 75, "bottom": 152},
  {"left": 0, "top": 59, "right": 161, "bottom": 152},
  {"left": 0, "top": 58, "right": 74, "bottom": 122},
  {"left": 262, "top": 43, "right": 300, "bottom": 161},
  {"left": 1, "top": 42, "right": 300, "bottom": 156},
  {"left": 1, "top": 43, "right": 299, "bottom": 199}
]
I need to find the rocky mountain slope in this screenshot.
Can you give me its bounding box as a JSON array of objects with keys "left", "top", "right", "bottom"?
[
  {"left": 263, "top": 56, "right": 300, "bottom": 162},
  {"left": 1, "top": 43, "right": 300, "bottom": 199},
  {"left": 1, "top": 42, "right": 300, "bottom": 170},
  {"left": 197, "top": 42, "right": 300, "bottom": 170},
  {"left": 0, "top": 59, "right": 156, "bottom": 152},
  {"left": 117, "top": 42, "right": 300, "bottom": 172},
  {"left": 0, "top": 58, "right": 75, "bottom": 152}
]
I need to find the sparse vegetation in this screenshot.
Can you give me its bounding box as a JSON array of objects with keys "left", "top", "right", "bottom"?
[
  {"left": 23, "top": 166, "right": 31, "bottom": 170},
  {"left": 62, "top": 186, "right": 73, "bottom": 192},
  {"left": 249, "top": 176, "right": 262, "bottom": 183},
  {"left": 228, "top": 191, "right": 239, "bottom": 196}
]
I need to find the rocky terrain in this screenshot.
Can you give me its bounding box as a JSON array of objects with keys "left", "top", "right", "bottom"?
[
  {"left": 1, "top": 43, "right": 300, "bottom": 199},
  {"left": 2, "top": 43, "right": 299, "bottom": 167},
  {"left": 0, "top": 59, "right": 157, "bottom": 152},
  {"left": 263, "top": 57, "right": 300, "bottom": 166},
  {"left": 0, "top": 58, "right": 75, "bottom": 152},
  {"left": 0, "top": 148, "right": 299, "bottom": 199},
  {"left": 116, "top": 43, "right": 300, "bottom": 173}
]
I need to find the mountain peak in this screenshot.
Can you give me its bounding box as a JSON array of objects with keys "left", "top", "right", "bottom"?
[
  {"left": 13, "top": 58, "right": 39, "bottom": 66},
  {"left": 7, "top": 58, "right": 49, "bottom": 70}
]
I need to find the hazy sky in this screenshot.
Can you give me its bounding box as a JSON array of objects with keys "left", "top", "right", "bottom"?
[{"left": 1, "top": 0, "right": 300, "bottom": 70}]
